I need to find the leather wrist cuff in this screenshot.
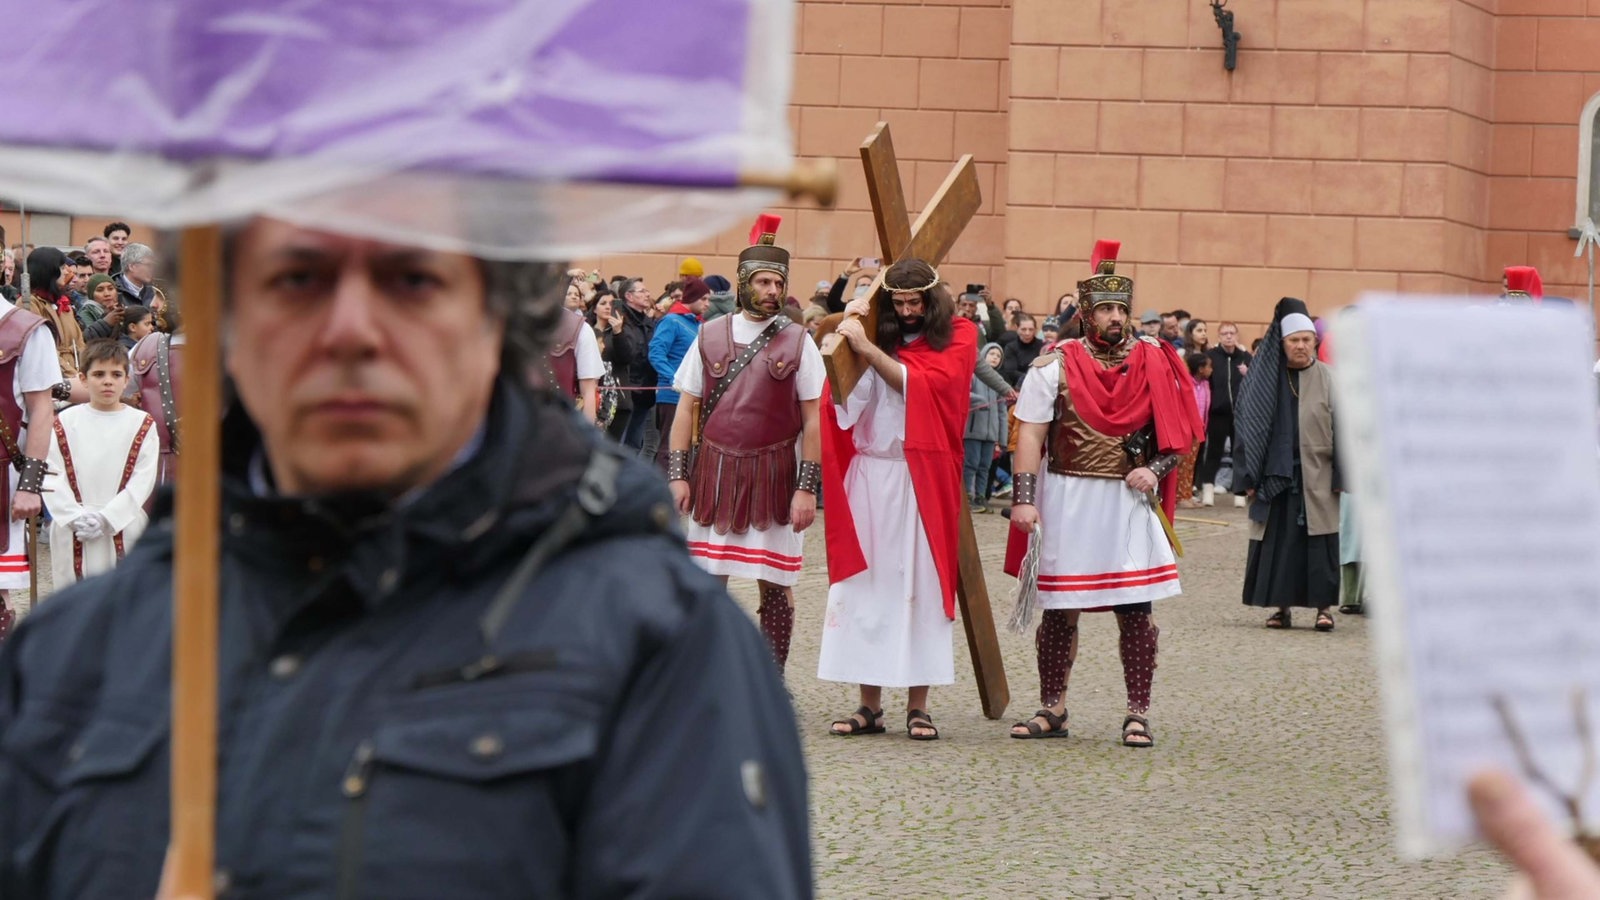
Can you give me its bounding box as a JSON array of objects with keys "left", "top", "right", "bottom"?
[
  {"left": 666, "top": 450, "right": 691, "bottom": 482},
  {"left": 1011, "top": 472, "right": 1039, "bottom": 506},
  {"left": 1148, "top": 453, "right": 1180, "bottom": 479},
  {"left": 796, "top": 460, "right": 822, "bottom": 495},
  {"left": 15, "top": 456, "right": 46, "bottom": 494},
  {"left": 51, "top": 380, "right": 71, "bottom": 402}
]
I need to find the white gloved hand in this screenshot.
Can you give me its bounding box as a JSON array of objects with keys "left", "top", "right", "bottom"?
[{"left": 72, "top": 513, "right": 108, "bottom": 541}]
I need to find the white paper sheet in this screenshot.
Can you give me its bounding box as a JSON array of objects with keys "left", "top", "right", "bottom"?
[{"left": 1334, "top": 297, "right": 1600, "bottom": 858}]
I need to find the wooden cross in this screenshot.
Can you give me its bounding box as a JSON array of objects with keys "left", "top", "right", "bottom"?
[{"left": 822, "top": 122, "right": 1009, "bottom": 721}]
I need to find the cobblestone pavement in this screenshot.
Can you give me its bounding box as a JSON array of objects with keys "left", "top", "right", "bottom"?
[{"left": 725, "top": 496, "right": 1511, "bottom": 898}]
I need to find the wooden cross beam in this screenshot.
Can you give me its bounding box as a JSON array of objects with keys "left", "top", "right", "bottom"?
[{"left": 821, "top": 121, "right": 1008, "bottom": 721}]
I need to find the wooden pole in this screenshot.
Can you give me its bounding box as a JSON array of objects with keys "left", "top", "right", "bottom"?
[
  {"left": 956, "top": 505, "right": 1010, "bottom": 719},
  {"left": 165, "top": 224, "right": 222, "bottom": 900}
]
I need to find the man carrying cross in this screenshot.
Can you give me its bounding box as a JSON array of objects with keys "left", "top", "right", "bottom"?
[
  {"left": 666, "top": 215, "right": 824, "bottom": 673},
  {"left": 818, "top": 258, "right": 977, "bottom": 741}
]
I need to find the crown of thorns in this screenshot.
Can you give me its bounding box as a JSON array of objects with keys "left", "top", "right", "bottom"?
[{"left": 884, "top": 267, "right": 941, "bottom": 294}]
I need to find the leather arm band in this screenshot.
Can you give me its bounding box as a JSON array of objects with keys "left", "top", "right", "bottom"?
[
  {"left": 1147, "top": 453, "right": 1181, "bottom": 480},
  {"left": 666, "top": 450, "right": 691, "bottom": 482},
  {"left": 1011, "top": 472, "right": 1039, "bottom": 507},
  {"left": 796, "top": 460, "right": 822, "bottom": 495},
  {"left": 51, "top": 380, "right": 72, "bottom": 402},
  {"left": 15, "top": 456, "right": 47, "bottom": 494}
]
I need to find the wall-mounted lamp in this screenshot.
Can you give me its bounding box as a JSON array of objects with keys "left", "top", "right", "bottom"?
[{"left": 1211, "top": 0, "right": 1241, "bottom": 71}]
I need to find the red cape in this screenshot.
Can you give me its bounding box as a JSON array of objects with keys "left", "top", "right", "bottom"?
[
  {"left": 821, "top": 317, "right": 978, "bottom": 620},
  {"left": 1003, "top": 336, "right": 1203, "bottom": 576}
]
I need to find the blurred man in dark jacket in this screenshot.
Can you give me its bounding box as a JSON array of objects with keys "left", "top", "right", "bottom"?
[{"left": 0, "top": 219, "right": 812, "bottom": 900}]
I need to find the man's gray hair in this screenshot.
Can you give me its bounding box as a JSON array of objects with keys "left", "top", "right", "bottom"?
[{"left": 122, "top": 242, "right": 155, "bottom": 269}]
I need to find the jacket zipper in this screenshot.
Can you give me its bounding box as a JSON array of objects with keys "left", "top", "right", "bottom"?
[{"left": 336, "top": 740, "right": 376, "bottom": 900}]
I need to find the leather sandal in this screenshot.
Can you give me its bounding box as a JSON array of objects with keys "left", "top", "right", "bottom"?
[
  {"left": 1265, "top": 610, "right": 1290, "bottom": 629},
  {"left": 906, "top": 709, "right": 939, "bottom": 741},
  {"left": 1122, "top": 714, "right": 1155, "bottom": 748},
  {"left": 1315, "top": 610, "right": 1335, "bottom": 632},
  {"left": 830, "top": 705, "right": 885, "bottom": 736},
  {"left": 1010, "top": 708, "right": 1070, "bottom": 739}
]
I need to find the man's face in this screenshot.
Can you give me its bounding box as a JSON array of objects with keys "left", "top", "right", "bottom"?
[
  {"left": 688, "top": 294, "right": 710, "bottom": 317},
  {"left": 1160, "top": 315, "right": 1180, "bottom": 340},
  {"left": 957, "top": 297, "right": 977, "bottom": 320},
  {"left": 124, "top": 254, "right": 156, "bottom": 285},
  {"left": 1017, "top": 319, "right": 1037, "bottom": 343},
  {"left": 623, "top": 280, "right": 652, "bottom": 312},
  {"left": 1283, "top": 332, "right": 1317, "bottom": 369},
  {"left": 1219, "top": 324, "right": 1238, "bottom": 351},
  {"left": 1141, "top": 318, "right": 1159, "bottom": 337},
  {"left": 891, "top": 291, "right": 926, "bottom": 333},
  {"left": 72, "top": 265, "right": 90, "bottom": 292},
  {"left": 853, "top": 276, "right": 872, "bottom": 299},
  {"left": 86, "top": 241, "right": 112, "bottom": 273},
  {"left": 749, "top": 271, "right": 785, "bottom": 317},
  {"left": 1093, "top": 305, "right": 1128, "bottom": 343},
  {"left": 225, "top": 219, "right": 503, "bottom": 496},
  {"left": 79, "top": 360, "right": 128, "bottom": 407},
  {"left": 107, "top": 229, "right": 129, "bottom": 253}
]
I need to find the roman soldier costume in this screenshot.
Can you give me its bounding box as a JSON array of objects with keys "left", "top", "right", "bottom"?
[
  {"left": 0, "top": 302, "right": 60, "bottom": 640},
  {"left": 130, "top": 331, "right": 183, "bottom": 488},
  {"left": 1005, "top": 240, "right": 1202, "bottom": 747},
  {"left": 541, "top": 308, "right": 588, "bottom": 402},
  {"left": 666, "top": 214, "right": 824, "bottom": 672}
]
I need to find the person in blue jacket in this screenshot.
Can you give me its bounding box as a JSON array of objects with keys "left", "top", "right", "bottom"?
[
  {"left": 0, "top": 218, "right": 812, "bottom": 900},
  {"left": 648, "top": 275, "right": 708, "bottom": 471}
]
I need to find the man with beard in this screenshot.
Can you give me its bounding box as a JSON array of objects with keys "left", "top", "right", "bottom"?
[
  {"left": 818, "top": 259, "right": 976, "bottom": 742},
  {"left": 0, "top": 218, "right": 811, "bottom": 898},
  {"left": 1200, "top": 321, "right": 1251, "bottom": 507},
  {"left": 665, "top": 216, "right": 823, "bottom": 673},
  {"left": 1005, "top": 241, "right": 1200, "bottom": 748},
  {"left": 1235, "top": 299, "right": 1340, "bottom": 631}
]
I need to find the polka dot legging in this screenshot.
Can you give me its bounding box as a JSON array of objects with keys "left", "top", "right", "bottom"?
[
  {"left": 1036, "top": 609, "right": 1160, "bottom": 714},
  {"left": 757, "top": 584, "right": 794, "bottom": 673}
]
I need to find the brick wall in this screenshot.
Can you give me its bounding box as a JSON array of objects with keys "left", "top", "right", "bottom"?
[
  {"left": 1006, "top": 0, "right": 1505, "bottom": 338},
  {"left": 585, "top": 0, "right": 1014, "bottom": 304},
  {"left": 1488, "top": 0, "right": 1600, "bottom": 303}
]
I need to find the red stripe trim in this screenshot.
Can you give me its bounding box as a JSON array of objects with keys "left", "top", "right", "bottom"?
[
  {"left": 1038, "top": 564, "right": 1178, "bottom": 584},
  {"left": 686, "top": 541, "right": 802, "bottom": 565},
  {"left": 1040, "top": 571, "right": 1180, "bottom": 592},
  {"left": 689, "top": 548, "right": 804, "bottom": 571}
]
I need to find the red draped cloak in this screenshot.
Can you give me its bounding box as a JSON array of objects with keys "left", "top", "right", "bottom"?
[
  {"left": 1003, "top": 335, "right": 1203, "bottom": 575},
  {"left": 821, "top": 316, "right": 978, "bottom": 620}
]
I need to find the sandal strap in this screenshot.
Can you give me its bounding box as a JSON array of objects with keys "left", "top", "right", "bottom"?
[
  {"left": 832, "top": 706, "right": 883, "bottom": 732},
  {"left": 1122, "top": 714, "right": 1151, "bottom": 732}
]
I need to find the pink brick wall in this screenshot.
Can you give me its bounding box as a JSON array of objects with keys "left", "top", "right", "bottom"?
[{"left": 584, "top": 0, "right": 1014, "bottom": 305}]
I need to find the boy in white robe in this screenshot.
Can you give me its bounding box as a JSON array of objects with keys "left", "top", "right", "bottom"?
[{"left": 43, "top": 340, "right": 159, "bottom": 586}]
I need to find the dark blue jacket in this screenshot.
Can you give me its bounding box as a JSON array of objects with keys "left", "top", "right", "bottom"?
[{"left": 0, "top": 380, "right": 811, "bottom": 899}]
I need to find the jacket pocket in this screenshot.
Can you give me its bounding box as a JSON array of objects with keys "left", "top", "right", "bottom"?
[
  {"left": 337, "top": 707, "right": 599, "bottom": 900},
  {"left": 10, "top": 716, "right": 167, "bottom": 899}
]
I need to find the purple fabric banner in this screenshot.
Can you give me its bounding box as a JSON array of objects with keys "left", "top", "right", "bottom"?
[{"left": 8, "top": 0, "right": 774, "bottom": 184}]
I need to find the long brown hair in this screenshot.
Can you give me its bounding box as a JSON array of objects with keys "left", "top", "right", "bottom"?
[{"left": 873, "top": 259, "right": 954, "bottom": 354}]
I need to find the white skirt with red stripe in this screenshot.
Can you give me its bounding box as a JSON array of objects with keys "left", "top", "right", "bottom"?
[
  {"left": 685, "top": 518, "right": 805, "bottom": 587},
  {"left": 0, "top": 465, "right": 29, "bottom": 589},
  {"left": 1034, "top": 470, "right": 1181, "bottom": 610}
]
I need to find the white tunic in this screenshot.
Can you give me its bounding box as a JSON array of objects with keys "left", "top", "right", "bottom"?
[
  {"left": 576, "top": 322, "right": 605, "bottom": 381},
  {"left": 42, "top": 404, "right": 160, "bottom": 587},
  {"left": 816, "top": 363, "right": 955, "bottom": 687},
  {"left": 1015, "top": 361, "right": 1181, "bottom": 610},
  {"left": 673, "top": 314, "right": 825, "bottom": 586},
  {"left": 0, "top": 304, "right": 63, "bottom": 589}
]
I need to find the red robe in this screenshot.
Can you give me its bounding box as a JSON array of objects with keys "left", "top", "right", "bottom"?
[
  {"left": 1003, "top": 335, "right": 1203, "bottom": 576},
  {"left": 821, "top": 316, "right": 978, "bottom": 620}
]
